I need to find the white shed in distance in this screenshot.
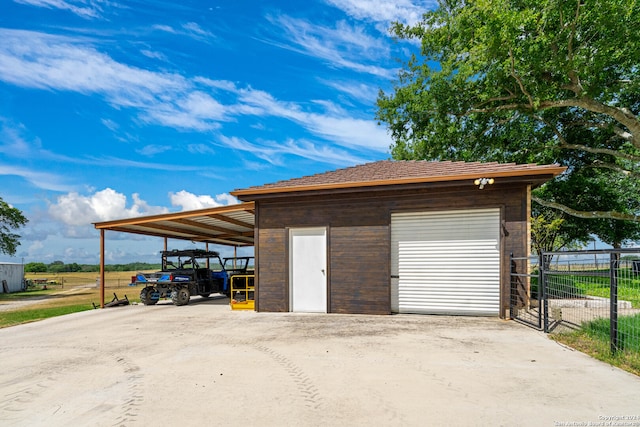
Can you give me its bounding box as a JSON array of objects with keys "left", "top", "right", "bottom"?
[{"left": 0, "top": 263, "right": 25, "bottom": 293}]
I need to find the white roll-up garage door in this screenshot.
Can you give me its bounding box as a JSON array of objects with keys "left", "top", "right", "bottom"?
[{"left": 391, "top": 208, "right": 500, "bottom": 316}]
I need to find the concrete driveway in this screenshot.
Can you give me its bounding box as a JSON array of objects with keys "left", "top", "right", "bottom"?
[{"left": 1, "top": 297, "right": 639, "bottom": 427}]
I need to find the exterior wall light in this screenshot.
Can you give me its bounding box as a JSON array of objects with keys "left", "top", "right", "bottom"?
[{"left": 474, "top": 177, "right": 494, "bottom": 189}]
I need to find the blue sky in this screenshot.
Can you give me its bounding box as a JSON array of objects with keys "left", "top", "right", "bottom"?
[{"left": 0, "top": 0, "right": 435, "bottom": 264}]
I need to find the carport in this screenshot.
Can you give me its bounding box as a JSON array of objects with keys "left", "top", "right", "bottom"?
[{"left": 93, "top": 202, "right": 255, "bottom": 307}]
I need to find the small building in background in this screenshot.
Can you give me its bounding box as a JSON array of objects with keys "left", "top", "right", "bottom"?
[{"left": 0, "top": 262, "right": 25, "bottom": 293}]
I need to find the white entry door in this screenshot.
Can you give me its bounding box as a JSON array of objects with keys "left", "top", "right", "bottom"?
[{"left": 290, "top": 227, "right": 327, "bottom": 313}]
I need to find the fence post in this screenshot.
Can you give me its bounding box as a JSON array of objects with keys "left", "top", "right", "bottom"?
[
  {"left": 610, "top": 253, "right": 619, "bottom": 354},
  {"left": 509, "top": 253, "right": 514, "bottom": 319},
  {"left": 541, "top": 252, "right": 548, "bottom": 333}
]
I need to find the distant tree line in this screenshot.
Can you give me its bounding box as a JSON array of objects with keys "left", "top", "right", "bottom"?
[{"left": 24, "top": 261, "right": 161, "bottom": 273}]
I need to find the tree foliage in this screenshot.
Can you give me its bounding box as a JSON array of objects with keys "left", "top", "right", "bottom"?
[
  {"left": 24, "top": 262, "right": 47, "bottom": 273},
  {"left": 376, "top": 0, "right": 640, "bottom": 223},
  {"left": 24, "top": 262, "right": 162, "bottom": 273},
  {"left": 0, "top": 197, "right": 28, "bottom": 256}
]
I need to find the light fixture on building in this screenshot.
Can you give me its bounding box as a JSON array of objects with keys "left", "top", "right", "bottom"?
[{"left": 474, "top": 177, "right": 494, "bottom": 189}]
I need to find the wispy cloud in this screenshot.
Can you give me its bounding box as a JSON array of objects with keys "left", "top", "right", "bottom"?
[
  {"left": 0, "top": 117, "right": 205, "bottom": 176},
  {"left": 235, "top": 87, "right": 391, "bottom": 151},
  {"left": 319, "top": 79, "right": 379, "bottom": 104},
  {"left": 264, "top": 15, "right": 393, "bottom": 78},
  {"left": 182, "top": 22, "right": 215, "bottom": 41},
  {"left": 0, "top": 29, "right": 224, "bottom": 131},
  {"left": 324, "top": 0, "right": 436, "bottom": 26},
  {"left": 88, "top": 156, "right": 203, "bottom": 171},
  {"left": 0, "top": 118, "right": 78, "bottom": 191},
  {"left": 140, "top": 49, "right": 168, "bottom": 61},
  {"left": 0, "top": 164, "right": 76, "bottom": 192},
  {"left": 0, "top": 28, "right": 390, "bottom": 158},
  {"left": 216, "top": 134, "right": 367, "bottom": 167},
  {"left": 0, "top": 30, "right": 187, "bottom": 98},
  {"left": 152, "top": 22, "right": 216, "bottom": 42},
  {"left": 13, "top": 0, "right": 111, "bottom": 19},
  {"left": 135, "top": 144, "right": 172, "bottom": 156}
]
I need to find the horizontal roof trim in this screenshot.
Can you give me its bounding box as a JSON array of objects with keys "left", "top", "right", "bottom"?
[
  {"left": 94, "top": 202, "right": 255, "bottom": 229},
  {"left": 232, "top": 166, "right": 566, "bottom": 197},
  {"left": 93, "top": 202, "right": 255, "bottom": 247}
]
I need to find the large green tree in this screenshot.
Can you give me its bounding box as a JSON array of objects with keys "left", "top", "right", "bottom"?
[
  {"left": 0, "top": 197, "right": 28, "bottom": 256},
  {"left": 377, "top": 0, "right": 640, "bottom": 224}
]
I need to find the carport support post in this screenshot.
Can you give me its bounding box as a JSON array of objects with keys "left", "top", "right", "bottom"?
[{"left": 100, "top": 229, "right": 105, "bottom": 308}]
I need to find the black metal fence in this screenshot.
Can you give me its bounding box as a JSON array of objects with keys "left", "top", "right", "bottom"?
[{"left": 510, "top": 249, "right": 640, "bottom": 360}]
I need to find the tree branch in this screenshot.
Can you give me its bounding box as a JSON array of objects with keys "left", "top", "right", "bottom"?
[
  {"left": 564, "top": 1, "right": 584, "bottom": 96},
  {"left": 588, "top": 161, "right": 640, "bottom": 179},
  {"left": 558, "top": 143, "right": 640, "bottom": 163},
  {"left": 509, "top": 48, "right": 535, "bottom": 108},
  {"left": 532, "top": 196, "right": 640, "bottom": 222},
  {"left": 466, "top": 98, "right": 640, "bottom": 146}
]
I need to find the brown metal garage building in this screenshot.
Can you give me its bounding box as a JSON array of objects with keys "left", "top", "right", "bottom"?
[{"left": 231, "top": 160, "right": 564, "bottom": 318}]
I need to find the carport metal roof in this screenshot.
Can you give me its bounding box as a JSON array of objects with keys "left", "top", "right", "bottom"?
[{"left": 93, "top": 202, "right": 255, "bottom": 246}]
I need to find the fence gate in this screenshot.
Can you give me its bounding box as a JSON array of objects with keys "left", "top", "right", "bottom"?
[
  {"left": 510, "top": 254, "right": 544, "bottom": 330},
  {"left": 511, "top": 249, "right": 640, "bottom": 361}
]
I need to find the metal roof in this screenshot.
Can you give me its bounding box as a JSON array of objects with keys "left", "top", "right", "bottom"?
[{"left": 94, "top": 202, "right": 255, "bottom": 247}]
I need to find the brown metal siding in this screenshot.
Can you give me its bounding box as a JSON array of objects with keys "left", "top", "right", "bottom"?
[
  {"left": 330, "top": 225, "right": 390, "bottom": 314},
  {"left": 255, "top": 183, "right": 529, "bottom": 317},
  {"left": 255, "top": 227, "right": 288, "bottom": 312}
]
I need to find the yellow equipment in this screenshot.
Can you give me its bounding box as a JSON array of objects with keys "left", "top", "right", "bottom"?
[{"left": 230, "top": 274, "right": 255, "bottom": 310}]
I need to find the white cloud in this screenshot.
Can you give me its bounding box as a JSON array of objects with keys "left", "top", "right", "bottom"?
[
  {"left": 217, "top": 135, "right": 283, "bottom": 165},
  {"left": 0, "top": 29, "right": 226, "bottom": 131},
  {"left": 14, "top": 0, "right": 108, "bottom": 19},
  {"left": 27, "top": 240, "right": 44, "bottom": 258},
  {"left": 0, "top": 30, "right": 186, "bottom": 97},
  {"left": 235, "top": 87, "right": 391, "bottom": 151},
  {"left": 169, "top": 190, "right": 238, "bottom": 211},
  {"left": 0, "top": 164, "right": 75, "bottom": 192},
  {"left": 48, "top": 188, "right": 169, "bottom": 226},
  {"left": 325, "top": 0, "right": 436, "bottom": 26},
  {"left": 179, "top": 91, "right": 226, "bottom": 120},
  {"left": 266, "top": 15, "right": 393, "bottom": 78},
  {"left": 136, "top": 145, "right": 172, "bottom": 156},
  {"left": 217, "top": 134, "right": 366, "bottom": 166},
  {"left": 152, "top": 24, "right": 176, "bottom": 34},
  {"left": 182, "top": 22, "right": 215, "bottom": 40},
  {"left": 100, "top": 118, "right": 119, "bottom": 131},
  {"left": 152, "top": 23, "right": 214, "bottom": 42},
  {"left": 319, "top": 79, "right": 379, "bottom": 104},
  {"left": 187, "top": 144, "right": 216, "bottom": 155},
  {"left": 215, "top": 193, "right": 240, "bottom": 206},
  {"left": 140, "top": 49, "right": 168, "bottom": 61},
  {"left": 304, "top": 114, "right": 391, "bottom": 151},
  {"left": 0, "top": 29, "right": 390, "bottom": 155},
  {"left": 0, "top": 118, "right": 38, "bottom": 157}
]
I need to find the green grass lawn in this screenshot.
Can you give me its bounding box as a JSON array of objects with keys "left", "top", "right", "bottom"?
[
  {"left": 552, "top": 313, "right": 640, "bottom": 376},
  {"left": 0, "top": 305, "right": 94, "bottom": 328},
  {"left": 540, "top": 268, "right": 640, "bottom": 308},
  {"left": 0, "top": 277, "right": 140, "bottom": 329}
]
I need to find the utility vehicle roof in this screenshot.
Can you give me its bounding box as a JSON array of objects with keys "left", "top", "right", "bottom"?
[{"left": 161, "top": 249, "right": 221, "bottom": 257}]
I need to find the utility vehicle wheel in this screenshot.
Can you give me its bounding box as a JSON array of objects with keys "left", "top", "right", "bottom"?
[
  {"left": 171, "top": 287, "right": 190, "bottom": 306},
  {"left": 140, "top": 287, "right": 158, "bottom": 305},
  {"left": 199, "top": 293, "right": 211, "bottom": 298}
]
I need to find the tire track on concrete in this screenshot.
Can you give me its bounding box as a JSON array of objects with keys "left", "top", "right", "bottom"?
[
  {"left": 110, "top": 353, "right": 144, "bottom": 427},
  {"left": 251, "top": 343, "right": 324, "bottom": 411},
  {"left": 0, "top": 345, "right": 143, "bottom": 426}
]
